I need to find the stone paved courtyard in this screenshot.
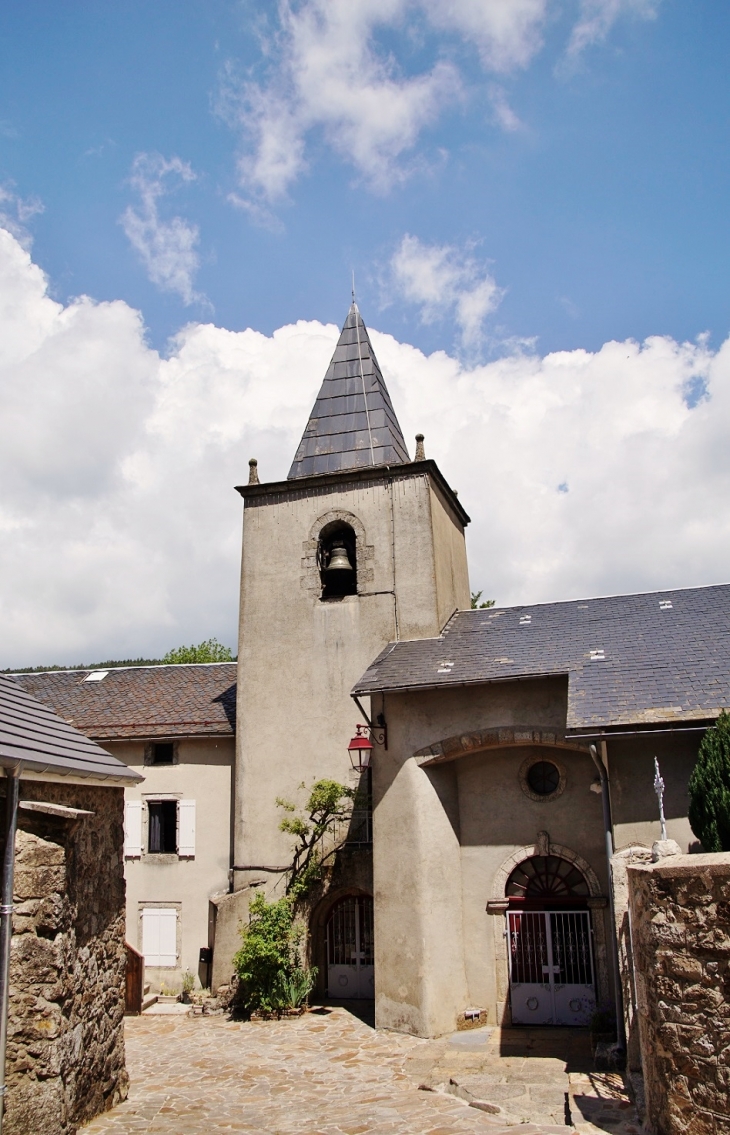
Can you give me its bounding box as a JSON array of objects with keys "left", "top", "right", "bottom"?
[{"left": 83, "top": 1008, "right": 643, "bottom": 1135}]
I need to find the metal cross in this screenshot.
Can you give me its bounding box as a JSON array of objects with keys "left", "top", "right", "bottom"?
[{"left": 654, "top": 757, "right": 668, "bottom": 841}]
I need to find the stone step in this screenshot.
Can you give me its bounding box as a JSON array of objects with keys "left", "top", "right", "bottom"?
[
  {"left": 143, "top": 983, "right": 151, "bottom": 996},
  {"left": 141, "top": 992, "right": 158, "bottom": 1012}
]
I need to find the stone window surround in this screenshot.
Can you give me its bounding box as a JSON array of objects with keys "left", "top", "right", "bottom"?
[
  {"left": 518, "top": 754, "right": 567, "bottom": 802},
  {"left": 140, "top": 793, "right": 182, "bottom": 861},
  {"left": 144, "top": 739, "right": 180, "bottom": 767},
  {"left": 137, "top": 900, "right": 182, "bottom": 970},
  {"left": 301, "top": 509, "right": 374, "bottom": 595}
]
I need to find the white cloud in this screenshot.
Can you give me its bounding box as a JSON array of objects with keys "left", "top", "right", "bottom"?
[
  {"left": 222, "top": 0, "right": 656, "bottom": 202},
  {"left": 567, "top": 0, "right": 660, "bottom": 57},
  {"left": 0, "top": 184, "right": 44, "bottom": 249},
  {"left": 2, "top": 226, "right": 728, "bottom": 667},
  {"left": 389, "top": 234, "right": 504, "bottom": 347},
  {"left": 120, "top": 153, "right": 203, "bottom": 305}
]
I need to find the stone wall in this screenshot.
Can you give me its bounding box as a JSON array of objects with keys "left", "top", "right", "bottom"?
[
  {"left": 1, "top": 780, "right": 128, "bottom": 1135},
  {"left": 627, "top": 852, "right": 730, "bottom": 1135}
]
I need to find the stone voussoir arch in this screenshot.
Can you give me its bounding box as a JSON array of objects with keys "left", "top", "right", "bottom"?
[
  {"left": 300, "top": 509, "right": 374, "bottom": 592},
  {"left": 491, "top": 839, "right": 603, "bottom": 903},
  {"left": 414, "top": 726, "right": 591, "bottom": 767}
]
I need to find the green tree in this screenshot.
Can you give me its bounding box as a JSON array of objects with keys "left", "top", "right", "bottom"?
[
  {"left": 162, "top": 638, "right": 234, "bottom": 664},
  {"left": 471, "top": 591, "right": 495, "bottom": 610},
  {"left": 277, "top": 778, "right": 355, "bottom": 898},
  {"left": 688, "top": 710, "right": 730, "bottom": 852}
]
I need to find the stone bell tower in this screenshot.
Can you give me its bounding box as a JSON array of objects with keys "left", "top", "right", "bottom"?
[{"left": 231, "top": 303, "right": 470, "bottom": 892}]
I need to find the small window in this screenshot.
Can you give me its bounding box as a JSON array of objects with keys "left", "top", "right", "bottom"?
[
  {"left": 318, "top": 521, "right": 357, "bottom": 599},
  {"left": 148, "top": 801, "right": 177, "bottom": 854},
  {"left": 526, "top": 761, "right": 561, "bottom": 797},
  {"left": 151, "top": 742, "right": 174, "bottom": 765}
]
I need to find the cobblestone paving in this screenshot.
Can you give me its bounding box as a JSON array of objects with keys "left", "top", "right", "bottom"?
[{"left": 83, "top": 1009, "right": 642, "bottom": 1135}]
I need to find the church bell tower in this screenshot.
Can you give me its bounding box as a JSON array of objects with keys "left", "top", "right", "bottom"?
[{"left": 232, "top": 303, "right": 470, "bottom": 888}]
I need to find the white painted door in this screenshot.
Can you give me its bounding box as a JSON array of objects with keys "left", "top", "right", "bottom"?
[
  {"left": 507, "top": 910, "right": 595, "bottom": 1026},
  {"left": 327, "top": 896, "right": 374, "bottom": 999}
]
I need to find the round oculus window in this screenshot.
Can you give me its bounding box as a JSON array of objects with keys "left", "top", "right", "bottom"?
[{"left": 526, "top": 760, "right": 561, "bottom": 797}]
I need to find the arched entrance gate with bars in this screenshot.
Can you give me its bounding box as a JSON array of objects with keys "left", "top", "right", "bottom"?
[
  {"left": 506, "top": 854, "right": 596, "bottom": 1026},
  {"left": 325, "top": 895, "right": 374, "bottom": 999}
]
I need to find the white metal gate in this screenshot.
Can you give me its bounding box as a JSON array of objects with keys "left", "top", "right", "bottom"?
[
  {"left": 326, "top": 896, "right": 374, "bottom": 999},
  {"left": 507, "top": 910, "right": 596, "bottom": 1026}
]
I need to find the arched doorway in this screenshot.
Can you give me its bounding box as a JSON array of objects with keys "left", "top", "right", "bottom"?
[
  {"left": 326, "top": 895, "right": 374, "bottom": 999},
  {"left": 506, "top": 855, "right": 596, "bottom": 1026}
]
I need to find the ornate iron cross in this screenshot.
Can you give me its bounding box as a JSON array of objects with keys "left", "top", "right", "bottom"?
[{"left": 653, "top": 757, "right": 668, "bottom": 841}]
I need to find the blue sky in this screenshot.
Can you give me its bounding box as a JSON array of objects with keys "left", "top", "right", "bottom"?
[
  {"left": 2, "top": 1, "right": 729, "bottom": 357},
  {"left": 2, "top": 1, "right": 730, "bottom": 667}
]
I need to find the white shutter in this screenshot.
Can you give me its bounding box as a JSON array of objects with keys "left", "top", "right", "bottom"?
[
  {"left": 124, "top": 800, "right": 143, "bottom": 858},
  {"left": 178, "top": 799, "right": 195, "bottom": 857},
  {"left": 142, "top": 908, "right": 178, "bottom": 966}
]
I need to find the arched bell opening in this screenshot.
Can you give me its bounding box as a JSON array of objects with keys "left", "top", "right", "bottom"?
[{"left": 318, "top": 521, "right": 357, "bottom": 599}]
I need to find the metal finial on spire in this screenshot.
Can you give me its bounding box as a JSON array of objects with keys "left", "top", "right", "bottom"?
[
  {"left": 653, "top": 757, "right": 668, "bottom": 841},
  {"left": 351, "top": 270, "right": 356, "bottom": 304},
  {"left": 248, "top": 458, "right": 259, "bottom": 485}
]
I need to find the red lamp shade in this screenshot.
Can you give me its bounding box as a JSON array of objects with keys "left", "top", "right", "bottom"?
[{"left": 347, "top": 725, "right": 373, "bottom": 771}]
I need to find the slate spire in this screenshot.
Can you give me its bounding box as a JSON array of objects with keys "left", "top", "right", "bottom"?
[{"left": 288, "top": 303, "right": 410, "bottom": 479}]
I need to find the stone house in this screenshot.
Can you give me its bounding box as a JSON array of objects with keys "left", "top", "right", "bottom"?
[
  {"left": 0, "top": 674, "right": 141, "bottom": 1134},
  {"left": 14, "top": 663, "right": 236, "bottom": 992}
]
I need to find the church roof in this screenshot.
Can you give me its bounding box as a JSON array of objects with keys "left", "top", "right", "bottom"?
[
  {"left": 288, "top": 303, "right": 410, "bottom": 479},
  {"left": 352, "top": 582, "right": 730, "bottom": 735},
  {"left": 12, "top": 663, "right": 237, "bottom": 741},
  {"left": 0, "top": 675, "right": 141, "bottom": 782}
]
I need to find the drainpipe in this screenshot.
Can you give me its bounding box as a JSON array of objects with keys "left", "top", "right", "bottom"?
[
  {"left": 0, "top": 765, "right": 20, "bottom": 1135},
  {"left": 589, "top": 743, "right": 625, "bottom": 1050}
]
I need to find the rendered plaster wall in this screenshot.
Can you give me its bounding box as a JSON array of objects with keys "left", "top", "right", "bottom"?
[
  {"left": 235, "top": 469, "right": 469, "bottom": 882},
  {"left": 627, "top": 854, "right": 730, "bottom": 1135},
  {"left": 372, "top": 677, "right": 613, "bottom": 1036},
  {"left": 607, "top": 733, "right": 700, "bottom": 854},
  {"left": 110, "top": 736, "right": 234, "bottom": 988},
  {"left": 2, "top": 781, "right": 128, "bottom": 1135}
]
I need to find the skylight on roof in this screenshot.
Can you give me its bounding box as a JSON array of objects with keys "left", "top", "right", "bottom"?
[
  {"left": 589, "top": 650, "right": 605, "bottom": 662},
  {"left": 519, "top": 614, "right": 532, "bottom": 625},
  {"left": 83, "top": 670, "right": 109, "bottom": 682},
  {"left": 659, "top": 600, "right": 673, "bottom": 610}
]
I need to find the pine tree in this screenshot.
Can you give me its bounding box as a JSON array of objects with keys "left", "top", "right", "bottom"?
[{"left": 688, "top": 710, "right": 730, "bottom": 852}]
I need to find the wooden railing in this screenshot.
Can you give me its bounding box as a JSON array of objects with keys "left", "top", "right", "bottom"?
[{"left": 125, "top": 942, "right": 144, "bottom": 1015}]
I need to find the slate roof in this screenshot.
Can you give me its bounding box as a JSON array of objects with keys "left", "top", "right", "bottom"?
[
  {"left": 288, "top": 303, "right": 410, "bottom": 479},
  {"left": 352, "top": 583, "right": 730, "bottom": 734},
  {"left": 13, "top": 663, "right": 237, "bottom": 741},
  {"left": 0, "top": 675, "right": 141, "bottom": 782}
]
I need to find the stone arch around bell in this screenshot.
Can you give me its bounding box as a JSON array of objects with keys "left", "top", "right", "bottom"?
[{"left": 300, "top": 509, "right": 374, "bottom": 596}]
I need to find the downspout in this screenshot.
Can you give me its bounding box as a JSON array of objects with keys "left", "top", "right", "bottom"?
[
  {"left": 0, "top": 765, "right": 21, "bottom": 1134},
  {"left": 589, "top": 743, "right": 625, "bottom": 1050}
]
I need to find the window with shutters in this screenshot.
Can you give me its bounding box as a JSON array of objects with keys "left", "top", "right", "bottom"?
[
  {"left": 129, "top": 798, "right": 196, "bottom": 859},
  {"left": 141, "top": 907, "right": 178, "bottom": 967}
]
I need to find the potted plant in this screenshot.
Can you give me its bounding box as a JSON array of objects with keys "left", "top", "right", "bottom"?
[{"left": 180, "top": 969, "right": 196, "bottom": 1004}]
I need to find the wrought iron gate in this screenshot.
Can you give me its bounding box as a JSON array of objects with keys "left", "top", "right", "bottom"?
[
  {"left": 326, "top": 896, "right": 374, "bottom": 999},
  {"left": 507, "top": 910, "right": 596, "bottom": 1026}
]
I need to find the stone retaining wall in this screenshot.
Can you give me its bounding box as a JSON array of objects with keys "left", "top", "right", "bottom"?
[
  {"left": 1, "top": 781, "right": 128, "bottom": 1135},
  {"left": 627, "top": 852, "right": 730, "bottom": 1135}
]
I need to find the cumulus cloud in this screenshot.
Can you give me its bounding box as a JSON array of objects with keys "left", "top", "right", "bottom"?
[
  {"left": 389, "top": 234, "right": 504, "bottom": 348},
  {"left": 120, "top": 153, "right": 203, "bottom": 305},
  {"left": 0, "top": 184, "right": 44, "bottom": 249},
  {"left": 567, "top": 0, "right": 660, "bottom": 57},
  {"left": 1, "top": 226, "right": 728, "bottom": 667}
]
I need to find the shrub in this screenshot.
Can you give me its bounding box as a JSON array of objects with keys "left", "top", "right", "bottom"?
[
  {"left": 162, "top": 638, "right": 234, "bottom": 664},
  {"left": 689, "top": 710, "right": 730, "bottom": 852},
  {"left": 233, "top": 894, "right": 316, "bottom": 1015}
]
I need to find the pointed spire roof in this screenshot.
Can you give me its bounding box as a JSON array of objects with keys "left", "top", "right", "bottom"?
[{"left": 288, "top": 303, "right": 410, "bottom": 479}]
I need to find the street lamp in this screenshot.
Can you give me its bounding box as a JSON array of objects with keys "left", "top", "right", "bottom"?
[{"left": 347, "top": 725, "right": 374, "bottom": 771}]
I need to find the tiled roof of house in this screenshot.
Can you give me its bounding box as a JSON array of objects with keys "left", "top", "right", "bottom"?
[
  {"left": 0, "top": 675, "right": 142, "bottom": 782},
  {"left": 353, "top": 583, "right": 730, "bottom": 734},
  {"left": 12, "top": 663, "right": 237, "bottom": 740},
  {"left": 288, "top": 303, "right": 410, "bottom": 478}
]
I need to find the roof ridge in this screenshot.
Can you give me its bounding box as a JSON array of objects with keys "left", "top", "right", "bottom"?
[{"left": 7, "top": 661, "right": 238, "bottom": 677}]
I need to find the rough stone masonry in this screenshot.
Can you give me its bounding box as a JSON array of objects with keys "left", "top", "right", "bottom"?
[
  {"left": 627, "top": 853, "right": 730, "bottom": 1135},
  {"left": 1, "top": 781, "right": 128, "bottom": 1135}
]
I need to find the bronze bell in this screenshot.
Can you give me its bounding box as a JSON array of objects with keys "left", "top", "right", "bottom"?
[{"left": 326, "top": 541, "right": 353, "bottom": 572}]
